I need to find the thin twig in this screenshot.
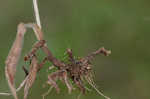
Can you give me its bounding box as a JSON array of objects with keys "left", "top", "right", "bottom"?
[
  {"left": 24, "top": 23, "right": 43, "bottom": 40},
  {"left": 86, "top": 77, "right": 110, "bottom": 99},
  {"left": 85, "top": 47, "right": 111, "bottom": 62},
  {"left": 42, "top": 86, "right": 53, "bottom": 99},
  {"left": 0, "top": 92, "right": 11, "bottom": 96},
  {"left": 16, "top": 76, "right": 28, "bottom": 92},
  {"left": 33, "top": 0, "right": 41, "bottom": 28},
  {"left": 0, "top": 76, "right": 28, "bottom": 96},
  {"left": 32, "top": 0, "right": 64, "bottom": 68},
  {"left": 77, "top": 92, "right": 82, "bottom": 99}
]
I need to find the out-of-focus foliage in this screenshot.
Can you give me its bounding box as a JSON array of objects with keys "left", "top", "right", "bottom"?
[{"left": 0, "top": 0, "right": 150, "bottom": 99}]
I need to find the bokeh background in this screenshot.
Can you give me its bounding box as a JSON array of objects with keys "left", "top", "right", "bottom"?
[{"left": 0, "top": 0, "right": 150, "bottom": 99}]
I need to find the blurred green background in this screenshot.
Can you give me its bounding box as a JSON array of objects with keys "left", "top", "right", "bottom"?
[{"left": 0, "top": 0, "right": 150, "bottom": 99}]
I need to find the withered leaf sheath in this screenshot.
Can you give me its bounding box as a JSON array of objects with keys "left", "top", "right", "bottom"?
[
  {"left": 5, "top": 23, "right": 26, "bottom": 99},
  {"left": 24, "top": 55, "right": 39, "bottom": 99}
]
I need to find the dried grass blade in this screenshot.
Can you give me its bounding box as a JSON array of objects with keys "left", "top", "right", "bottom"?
[{"left": 5, "top": 23, "right": 26, "bottom": 99}]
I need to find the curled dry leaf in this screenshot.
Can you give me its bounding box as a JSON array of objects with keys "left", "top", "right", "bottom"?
[
  {"left": 5, "top": 23, "right": 26, "bottom": 99},
  {"left": 24, "top": 55, "right": 39, "bottom": 99}
]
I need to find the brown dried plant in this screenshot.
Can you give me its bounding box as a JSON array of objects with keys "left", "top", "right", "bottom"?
[
  {"left": 5, "top": 23, "right": 26, "bottom": 99},
  {"left": 0, "top": 0, "right": 111, "bottom": 99}
]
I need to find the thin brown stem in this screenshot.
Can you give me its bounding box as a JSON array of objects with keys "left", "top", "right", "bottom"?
[{"left": 85, "top": 47, "right": 111, "bottom": 61}]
